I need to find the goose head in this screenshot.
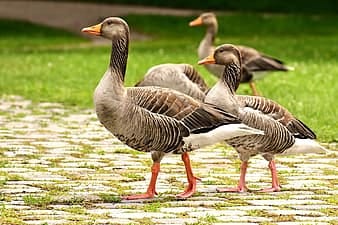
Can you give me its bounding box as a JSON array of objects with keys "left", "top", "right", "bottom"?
[
  {"left": 189, "top": 12, "right": 217, "bottom": 27},
  {"left": 81, "top": 17, "right": 129, "bottom": 41},
  {"left": 199, "top": 44, "right": 242, "bottom": 91},
  {"left": 198, "top": 44, "right": 241, "bottom": 67},
  {"left": 82, "top": 17, "right": 130, "bottom": 81}
]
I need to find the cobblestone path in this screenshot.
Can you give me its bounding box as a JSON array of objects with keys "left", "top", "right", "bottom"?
[{"left": 0, "top": 95, "right": 337, "bottom": 225}]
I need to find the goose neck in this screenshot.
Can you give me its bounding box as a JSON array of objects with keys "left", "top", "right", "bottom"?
[
  {"left": 205, "top": 22, "right": 218, "bottom": 43},
  {"left": 221, "top": 62, "right": 242, "bottom": 94},
  {"left": 205, "top": 80, "right": 238, "bottom": 115},
  {"left": 109, "top": 36, "right": 129, "bottom": 83},
  {"left": 199, "top": 24, "right": 217, "bottom": 59}
]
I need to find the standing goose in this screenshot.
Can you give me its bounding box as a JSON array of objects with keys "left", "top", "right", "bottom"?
[
  {"left": 190, "top": 12, "right": 290, "bottom": 96},
  {"left": 81, "top": 17, "right": 263, "bottom": 199},
  {"left": 199, "top": 44, "right": 326, "bottom": 192},
  {"left": 136, "top": 63, "right": 208, "bottom": 101}
]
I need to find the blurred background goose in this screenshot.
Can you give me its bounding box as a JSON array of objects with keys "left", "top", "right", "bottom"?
[
  {"left": 199, "top": 44, "right": 326, "bottom": 192},
  {"left": 81, "top": 17, "right": 263, "bottom": 199},
  {"left": 190, "top": 12, "right": 291, "bottom": 96}
]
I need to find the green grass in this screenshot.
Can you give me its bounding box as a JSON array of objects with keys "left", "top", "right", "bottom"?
[
  {"left": 23, "top": 194, "right": 53, "bottom": 207},
  {"left": 186, "top": 214, "right": 219, "bottom": 225},
  {"left": 0, "top": 19, "right": 82, "bottom": 50},
  {"left": 0, "top": 14, "right": 337, "bottom": 142},
  {"left": 98, "top": 193, "right": 121, "bottom": 203}
]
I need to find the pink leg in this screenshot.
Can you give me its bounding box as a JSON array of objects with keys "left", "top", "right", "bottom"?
[
  {"left": 176, "top": 152, "right": 201, "bottom": 199},
  {"left": 123, "top": 163, "right": 160, "bottom": 200},
  {"left": 217, "top": 161, "right": 249, "bottom": 193},
  {"left": 260, "top": 160, "right": 281, "bottom": 192}
]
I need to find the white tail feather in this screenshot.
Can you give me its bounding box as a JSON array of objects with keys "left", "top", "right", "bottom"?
[
  {"left": 286, "top": 66, "right": 295, "bottom": 71},
  {"left": 282, "top": 138, "right": 328, "bottom": 155},
  {"left": 183, "top": 123, "right": 263, "bottom": 149}
]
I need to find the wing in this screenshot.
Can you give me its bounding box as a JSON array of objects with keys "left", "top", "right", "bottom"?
[
  {"left": 237, "top": 95, "right": 316, "bottom": 139},
  {"left": 181, "top": 103, "right": 241, "bottom": 134},
  {"left": 244, "top": 55, "right": 288, "bottom": 72},
  {"left": 127, "top": 86, "right": 241, "bottom": 134},
  {"left": 237, "top": 45, "right": 288, "bottom": 72},
  {"left": 239, "top": 107, "right": 295, "bottom": 153},
  {"left": 119, "top": 104, "right": 189, "bottom": 153},
  {"left": 121, "top": 86, "right": 242, "bottom": 153},
  {"left": 135, "top": 63, "right": 208, "bottom": 101},
  {"left": 127, "top": 86, "right": 200, "bottom": 120},
  {"left": 182, "top": 64, "right": 209, "bottom": 92}
]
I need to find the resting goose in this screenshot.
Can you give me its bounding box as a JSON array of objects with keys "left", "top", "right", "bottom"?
[
  {"left": 199, "top": 44, "right": 326, "bottom": 192},
  {"left": 81, "top": 17, "right": 263, "bottom": 199},
  {"left": 190, "top": 12, "right": 290, "bottom": 96},
  {"left": 136, "top": 63, "right": 208, "bottom": 101}
]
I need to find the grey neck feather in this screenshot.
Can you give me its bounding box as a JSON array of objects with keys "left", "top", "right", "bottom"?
[
  {"left": 109, "top": 34, "right": 129, "bottom": 83},
  {"left": 221, "top": 62, "right": 241, "bottom": 94},
  {"left": 205, "top": 22, "right": 217, "bottom": 44}
]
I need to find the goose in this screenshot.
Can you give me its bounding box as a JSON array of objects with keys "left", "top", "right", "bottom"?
[
  {"left": 198, "top": 44, "right": 326, "bottom": 192},
  {"left": 81, "top": 17, "right": 263, "bottom": 200},
  {"left": 136, "top": 63, "right": 208, "bottom": 101},
  {"left": 189, "top": 12, "right": 290, "bottom": 96}
]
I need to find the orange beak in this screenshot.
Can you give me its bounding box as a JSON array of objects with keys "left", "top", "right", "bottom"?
[
  {"left": 198, "top": 54, "right": 216, "bottom": 65},
  {"left": 189, "top": 16, "right": 203, "bottom": 26},
  {"left": 81, "top": 23, "right": 102, "bottom": 36}
]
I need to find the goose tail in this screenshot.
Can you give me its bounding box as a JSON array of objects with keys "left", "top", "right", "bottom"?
[
  {"left": 183, "top": 123, "right": 264, "bottom": 149},
  {"left": 282, "top": 138, "right": 328, "bottom": 155},
  {"left": 226, "top": 123, "right": 265, "bottom": 138},
  {"left": 286, "top": 65, "right": 295, "bottom": 71}
]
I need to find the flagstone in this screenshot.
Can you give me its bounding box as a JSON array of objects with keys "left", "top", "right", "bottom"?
[{"left": 0, "top": 95, "right": 336, "bottom": 225}]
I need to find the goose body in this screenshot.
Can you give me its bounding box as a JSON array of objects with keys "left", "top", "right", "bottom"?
[
  {"left": 199, "top": 44, "right": 326, "bottom": 192},
  {"left": 82, "top": 17, "right": 263, "bottom": 199},
  {"left": 190, "top": 12, "right": 290, "bottom": 96},
  {"left": 136, "top": 63, "right": 208, "bottom": 101}
]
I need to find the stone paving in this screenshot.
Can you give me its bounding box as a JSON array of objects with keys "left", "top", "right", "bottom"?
[{"left": 0, "top": 95, "right": 337, "bottom": 225}]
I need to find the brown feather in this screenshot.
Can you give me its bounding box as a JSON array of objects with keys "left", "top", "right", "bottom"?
[
  {"left": 236, "top": 95, "right": 316, "bottom": 139},
  {"left": 182, "top": 64, "right": 209, "bottom": 92}
]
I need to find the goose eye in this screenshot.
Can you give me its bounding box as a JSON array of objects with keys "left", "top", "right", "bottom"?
[{"left": 107, "top": 20, "right": 113, "bottom": 25}]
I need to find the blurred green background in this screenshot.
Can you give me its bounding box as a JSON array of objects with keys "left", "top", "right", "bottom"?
[{"left": 64, "top": 0, "right": 338, "bottom": 14}]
